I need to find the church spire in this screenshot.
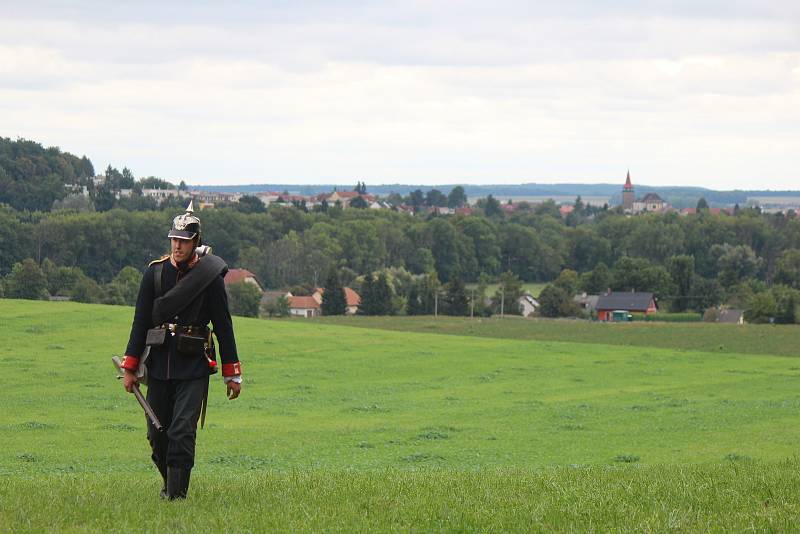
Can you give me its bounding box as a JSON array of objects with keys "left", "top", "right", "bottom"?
[{"left": 623, "top": 170, "right": 633, "bottom": 192}]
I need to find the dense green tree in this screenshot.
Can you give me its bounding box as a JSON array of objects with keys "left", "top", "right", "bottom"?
[
  {"left": 612, "top": 256, "right": 676, "bottom": 299},
  {"left": 359, "top": 273, "right": 376, "bottom": 315},
  {"left": 444, "top": 275, "right": 469, "bottom": 316},
  {"left": 407, "top": 189, "right": 425, "bottom": 211},
  {"left": 538, "top": 284, "right": 581, "bottom": 318},
  {"left": 349, "top": 195, "right": 368, "bottom": 209},
  {"left": 71, "top": 275, "right": 105, "bottom": 303},
  {"left": 580, "top": 263, "right": 611, "bottom": 294},
  {"left": 667, "top": 255, "right": 695, "bottom": 312},
  {"left": 774, "top": 249, "right": 800, "bottom": 289},
  {"left": 109, "top": 266, "right": 143, "bottom": 306},
  {"left": 447, "top": 186, "right": 467, "bottom": 208},
  {"left": 491, "top": 271, "right": 524, "bottom": 315},
  {"left": 321, "top": 268, "right": 347, "bottom": 316},
  {"left": 772, "top": 285, "right": 799, "bottom": 324},
  {"left": 553, "top": 269, "right": 579, "bottom": 296},
  {"left": 226, "top": 281, "right": 262, "bottom": 317},
  {"left": 5, "top": 259, "right": 47, "bottom": 300},
  {"left": 712, "top": 244, "right": 763, "bottom": 288},
  {"left": 426, "top": 189, "right": 448, "bottom": 207},
  {"left": 236, "top": 195, "right": 266, "bottom": 213},
  {"left": 372, "top": 273, "right": 394, "bottom": 315},
  {"left": 482, "top": 195, "right": 502, "bottom": 217},
  {"left": 744, "top": 292, "right": 776, "bottom": 324},
  {"left": 689, "top": 276, "right": 723, "bottom": 312},
  {"left": 405, "top": 283, "right": 423, "bottom": 315},
  {"left": 696, "top": 197, "right": 709, "bottom": 211}
]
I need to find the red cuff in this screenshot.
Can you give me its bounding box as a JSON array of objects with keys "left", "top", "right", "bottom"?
[
  {"left": 121, "top": 355, "right": 139, "bottom": 371},
  {"left": 222, "top": 362, "right": 242, "bottom": 376}
]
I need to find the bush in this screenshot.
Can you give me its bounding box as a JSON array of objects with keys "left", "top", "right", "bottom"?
[{"left": 227, "top": 282, "right": 262, "bottom": 317}]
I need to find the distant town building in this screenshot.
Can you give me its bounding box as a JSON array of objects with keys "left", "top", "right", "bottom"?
[
  {"left": 621, "top": 172, "right": 671, "bottom": 214},
  {"left": 622, "top": 170, "right": 635, "bottom": 211},
  {"left": 223, "top": 268, "right": 264, "bottom": 292}
]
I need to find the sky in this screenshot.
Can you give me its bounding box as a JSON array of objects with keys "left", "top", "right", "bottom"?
[{"left": 1, "top": 1, "right": 798, "bottom": 189}]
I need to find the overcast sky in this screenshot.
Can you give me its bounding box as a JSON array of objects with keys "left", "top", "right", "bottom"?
[{"left": 1, "top": 1, "right": 798, "bottom": 188}]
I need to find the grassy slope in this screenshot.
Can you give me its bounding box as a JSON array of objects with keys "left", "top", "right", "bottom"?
[
  {"left": 2, "top": 299, "right": 800, "bottom": 531},
  {"left": 318, "top": 315, "right": 800, "bottom": 357}
]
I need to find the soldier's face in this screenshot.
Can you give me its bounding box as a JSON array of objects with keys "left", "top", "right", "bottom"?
[{"left": 171, "top": 238, "right": 195, "bottom": 262}]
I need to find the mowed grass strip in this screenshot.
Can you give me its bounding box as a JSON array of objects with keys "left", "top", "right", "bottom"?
[
  {"left": 318, "top": 315, "right": 800, "bottom": 357},
  {"left": 1, "top": 463, "right": 799, "bottom": 532}
]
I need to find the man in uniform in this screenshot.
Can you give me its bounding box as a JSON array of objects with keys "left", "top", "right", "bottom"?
[{"left": 120, "top": 201, "right": 243, "bottom": 500}]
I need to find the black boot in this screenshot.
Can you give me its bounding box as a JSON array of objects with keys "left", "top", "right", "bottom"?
[
  {"left": 166, "top": 467, "right": 191, "bottom": 500},
  {"left": 154, "top": 460, "right": 168, "bottom": 499}
]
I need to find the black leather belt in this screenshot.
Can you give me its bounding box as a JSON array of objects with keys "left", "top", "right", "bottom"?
[{"left": 162, "top": 323, "right": 209, "bottom": 336}]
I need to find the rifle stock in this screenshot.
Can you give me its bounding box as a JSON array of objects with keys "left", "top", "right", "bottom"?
[{"left": 112, "top": 356, "right": 163, "bottom": 432}]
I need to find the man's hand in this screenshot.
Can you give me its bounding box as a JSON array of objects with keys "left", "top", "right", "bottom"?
[
  {"left": 122, "top": 369, "right": 139, "bottom": 393},
  {"left": 226, "top": 380, "right": 241, "bottom": 400}
]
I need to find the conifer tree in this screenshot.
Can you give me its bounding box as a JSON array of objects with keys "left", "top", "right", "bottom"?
[
  {"left": 321, "top": 268, "right": 347, "bottom": 315},
  {"left": 374, "top": 272, "right": 393, "bottom": 315},
  {"left": 359, "top": 273, "right": 376, "bottom": 315},
  {"left": 444, "top": 275, "right": 469, "bottom": 316}
]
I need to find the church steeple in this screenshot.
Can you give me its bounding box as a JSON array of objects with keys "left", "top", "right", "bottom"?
[{"left": 622, "top": 170, "right": 635, "bottom": 210}]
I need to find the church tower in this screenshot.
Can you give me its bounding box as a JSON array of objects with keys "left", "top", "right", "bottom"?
[{"left": 622, "top": 170, "right": 635, "bottom": 211}]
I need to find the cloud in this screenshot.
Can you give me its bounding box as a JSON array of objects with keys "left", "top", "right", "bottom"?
[{"left": 0, "top": 2, "right": 798, "bottom": 188}]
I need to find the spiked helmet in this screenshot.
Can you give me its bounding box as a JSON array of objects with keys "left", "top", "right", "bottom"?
[{"left": 168, "top": 200, "right": 201, "bottom": 242}]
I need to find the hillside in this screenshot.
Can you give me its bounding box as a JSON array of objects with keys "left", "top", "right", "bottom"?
[{"left": 3, "top": 299, "right": 800, "bottom": 531}]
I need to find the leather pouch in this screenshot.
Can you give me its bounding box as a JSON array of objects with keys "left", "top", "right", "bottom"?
[
  {"left": 176, "top": 333, "right": 205, "bottom": 357},
  {"left": 145, "top": 328, "right": 167, "bottom": 347}
]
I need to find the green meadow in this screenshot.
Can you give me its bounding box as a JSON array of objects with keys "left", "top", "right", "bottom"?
[{"left": 2, "top": 299, "right": 800, "bottom": 531}]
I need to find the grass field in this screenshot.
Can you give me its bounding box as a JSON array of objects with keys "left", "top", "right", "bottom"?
[
  {"left": 318, "top": 315, "right": 800, "bottom": 357},
  {"left": 466, "top": 282, "right": 547, "bottom": 297},
  {"left": 2, "top": 299, "right": 800, "bottom": 531}
]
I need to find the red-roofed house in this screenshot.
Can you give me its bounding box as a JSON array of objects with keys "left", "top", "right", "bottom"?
[
  {"left": 224, "top": 269, "right": 263, "bottom": 292},
  {"left": 288, "top": 296, "right": 321, "bottom": 318},
  {"left": 327, "top": 191, "right": 360, "bottom": 207},
  {"left": 559, "top": 204, "right": 575, "bottom": 217}
]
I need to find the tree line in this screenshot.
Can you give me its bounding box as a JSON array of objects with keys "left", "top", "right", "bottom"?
[{"left": 4, "top": 198, "right": 800, "bottom": 321}]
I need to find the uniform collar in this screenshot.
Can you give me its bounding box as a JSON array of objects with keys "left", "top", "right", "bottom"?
[{"left": 170, "top": 251, "right": 199, "bottom": 270}]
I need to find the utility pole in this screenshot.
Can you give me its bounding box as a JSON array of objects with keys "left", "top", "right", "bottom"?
[
  {"left": 500, "top": 283, "right": 505, "bottom": 318},
  {"left": 470, "top": 288, "right": 474, "bottom": 319}
]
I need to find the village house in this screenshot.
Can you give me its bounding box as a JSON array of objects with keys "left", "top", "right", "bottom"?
[
  {"left": 595, "top": 291, "right": 657, "bottom": 321},
  {"left": 518, "top": 293, "right": 540, "bottom": 317},
  {"left": 574, "top": 293, "right": 599, "bottom": 313},
  {"left": 260, "top": 290, "right": 291, "bottom": 310},
  {"left": 223, "top": 268, "right": 264, "bottom": 292},
  {"left": 288, "top": 295, "right": 321, "bottom": 318}
]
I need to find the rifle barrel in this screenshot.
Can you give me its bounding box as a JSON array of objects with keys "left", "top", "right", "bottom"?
[{"left": 112, "top": 356, "right": 164, "bottom": 432}]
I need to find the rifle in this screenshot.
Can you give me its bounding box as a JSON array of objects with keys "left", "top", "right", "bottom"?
[{"left": 112, "top": 356, "right": 163, "bottom": 432}]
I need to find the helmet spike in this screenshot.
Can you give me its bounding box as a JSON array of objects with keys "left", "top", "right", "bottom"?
[{"left": 186, "top": 200, "right": 194, "bottom": 215}]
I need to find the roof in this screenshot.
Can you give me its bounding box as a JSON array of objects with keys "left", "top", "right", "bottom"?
[
  {"left": 717, "top": 308, "right": 745, "bottom": 324},
  {"left": 639, "top": 193, "right": 664, "bottom": 203},
  {"left": 332, "top": 191, "right": 360, "bottom": 198},
  {"left": 224, "top": 268, "right": 259, "bottom": 286},
  {"left": 624, "top": 171, "right": 633, "bottom": 191},
  {"left": 596, "top": 292, "right": 656, "bottom": 311},
  {"left": 260, "top": 290, "right": 290, "bottom": 305},
  {"left": 289, "top": 296, "right": 320, "bottom": 309}
]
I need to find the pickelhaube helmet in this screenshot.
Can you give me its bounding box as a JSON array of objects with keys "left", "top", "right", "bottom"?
[{"left": 168, "top": 200, "right": 201, "bottom": 243}]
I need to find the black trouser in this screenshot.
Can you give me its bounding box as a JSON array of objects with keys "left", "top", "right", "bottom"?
[{"left": 146, "top": 376, "right": 208, "bottom": 470}]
